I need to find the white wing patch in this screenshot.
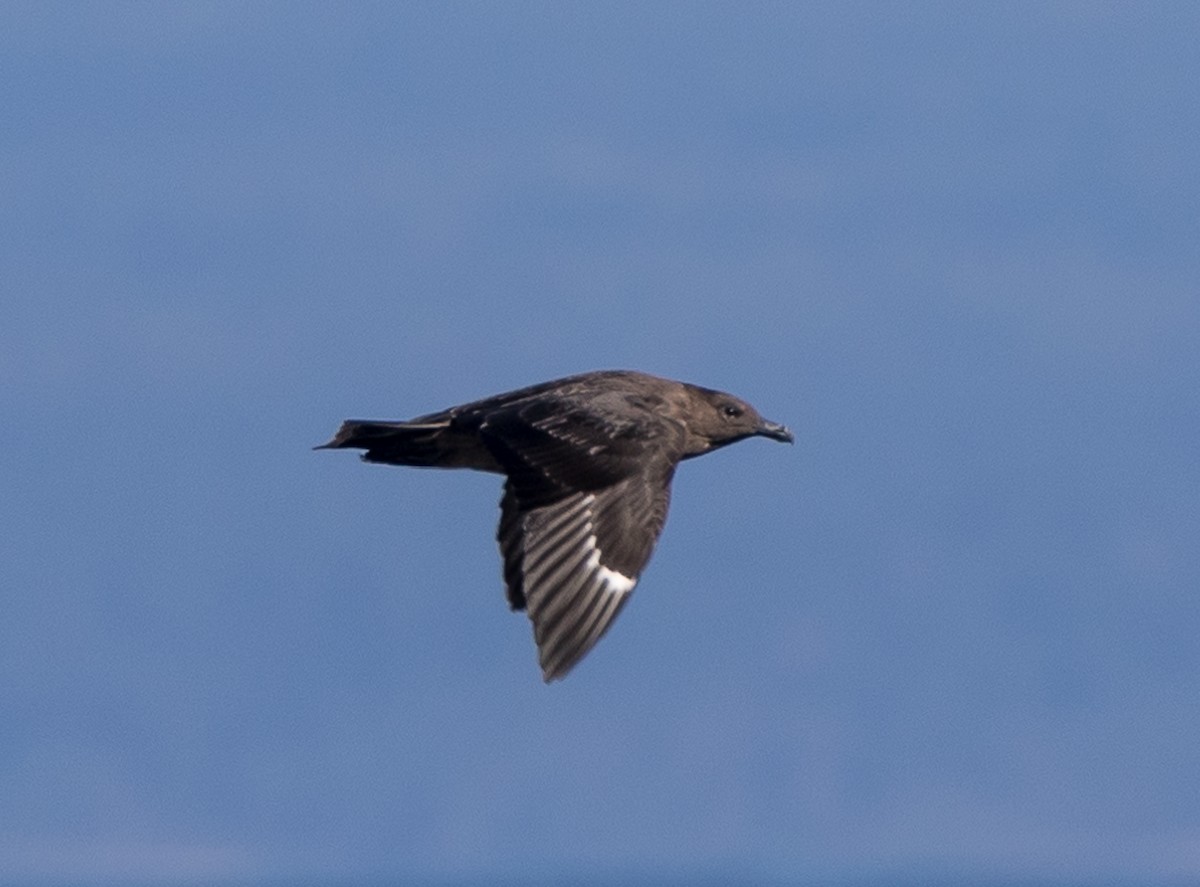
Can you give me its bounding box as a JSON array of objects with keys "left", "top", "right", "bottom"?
[
  {"left": 579, "top": 493, "right": 636, "bottom": 595},
  {"left": 584, "top": 533, "right": 636, "bottom": 594}
]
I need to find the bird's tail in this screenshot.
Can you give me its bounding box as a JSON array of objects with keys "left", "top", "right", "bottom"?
[{"left": 314, "top": 419, "right": 454, "bottom": 467}]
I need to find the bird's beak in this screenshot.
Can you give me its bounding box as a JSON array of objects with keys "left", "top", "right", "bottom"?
[{"left": 757, "top": 419, "right": 794, "bottom": 444}]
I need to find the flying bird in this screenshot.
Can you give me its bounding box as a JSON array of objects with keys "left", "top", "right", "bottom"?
[{"left": 317, "top": 370, "right": 793, "bottom": 681}]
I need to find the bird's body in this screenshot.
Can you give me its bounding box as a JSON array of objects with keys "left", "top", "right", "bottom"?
[{"left": 318, "top": 370, "right": 792, "bottom": 681}]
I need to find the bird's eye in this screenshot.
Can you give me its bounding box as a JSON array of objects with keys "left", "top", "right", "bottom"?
[{"left": 722, "top": 404, "right": 744, "bottom": 419}]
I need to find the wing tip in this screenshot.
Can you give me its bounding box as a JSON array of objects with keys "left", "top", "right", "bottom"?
[{"left": 538, "top": 644, "right": 582, "bottom": 683}]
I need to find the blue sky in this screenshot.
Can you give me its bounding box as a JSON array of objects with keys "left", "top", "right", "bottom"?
[{"left": 3, "top": 3, "right": 1199, "bottom": 884}]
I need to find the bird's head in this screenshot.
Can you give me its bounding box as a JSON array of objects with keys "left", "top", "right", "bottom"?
[{"left": 682, "top": 385, "right": 794, "bottom": 457}]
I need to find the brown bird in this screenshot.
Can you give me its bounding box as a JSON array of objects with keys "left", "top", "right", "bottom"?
[{"left": 317, "top": 370, "right": 793, "bottom": 681}]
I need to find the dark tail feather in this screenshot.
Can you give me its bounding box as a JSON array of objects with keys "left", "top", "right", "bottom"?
[{"left": 314, "top": 420, "right": 452, "bottom": 466}]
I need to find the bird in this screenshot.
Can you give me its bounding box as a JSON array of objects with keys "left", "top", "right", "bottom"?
[{"left": 317, "top": 370, "right": 793, "bottom": 682}]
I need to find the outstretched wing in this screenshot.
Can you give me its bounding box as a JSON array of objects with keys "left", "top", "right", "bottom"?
[{"left": 484, "top": 396, "right": 681, "bottom": 681}]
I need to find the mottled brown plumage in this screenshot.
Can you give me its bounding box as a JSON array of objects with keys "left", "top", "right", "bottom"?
[{"left": 317, "top": 370, "right": 792, "bottom": 681}]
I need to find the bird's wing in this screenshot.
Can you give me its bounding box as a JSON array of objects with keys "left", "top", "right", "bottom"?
[
  {"left": 479, "top": 395, "right": 665, "bottom": 499},
  {"left": 497, "top": 478, "right": 672, "bottom": 681},
  {"left": 484, "top": 397, "right": 681, "bottom": 680}
]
